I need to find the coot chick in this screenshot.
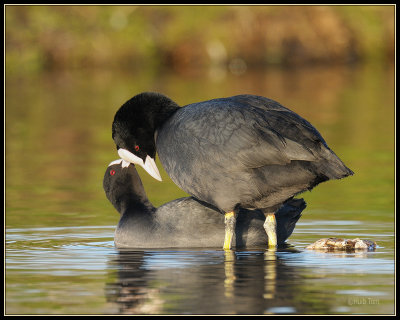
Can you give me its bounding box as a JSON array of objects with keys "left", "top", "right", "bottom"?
[
  {"left": 103, "top": 159, "right": 306, "bottom": 248},
  {"left": 112, "top": 92, "right": 353, "bottom": 249}
]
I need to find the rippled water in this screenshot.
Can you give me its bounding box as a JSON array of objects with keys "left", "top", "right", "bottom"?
[{"left": 5, "top": 220, "right": 394, "bottom": 315}]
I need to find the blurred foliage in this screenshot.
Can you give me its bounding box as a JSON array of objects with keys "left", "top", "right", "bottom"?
[{"left": 5, "top": 5, "right": 394, "bottom": 76}]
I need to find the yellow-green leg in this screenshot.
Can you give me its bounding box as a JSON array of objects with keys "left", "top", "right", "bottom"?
[
  {"left": 223, "top": 211, "right": 236, "bottom": 250},
  {"left": 264, "top": 213, "right": 277, "bottom": 247}
]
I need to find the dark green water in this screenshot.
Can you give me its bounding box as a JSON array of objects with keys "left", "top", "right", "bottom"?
[{"left": 5, "top": 64, "right": 395, "bottom": 314}]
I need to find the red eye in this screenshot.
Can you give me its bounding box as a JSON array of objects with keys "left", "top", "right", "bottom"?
[
  {"left": 135, "top": 145, "right": 140, "bottom": 152},
  {"left": 110, "top": 169, "right": 116, "bottom": 176}
]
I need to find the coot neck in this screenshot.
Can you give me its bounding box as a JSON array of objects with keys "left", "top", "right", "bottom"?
[
  {"left": 120, "top": 197, "right": 155, "bottom": 219},
  {"left": 150, "top": 95, "right": 180, "bottom": 133},
  {"left": 112, "top": 168, "right": 156, "bottom": 218},
  {"left": 116, "top": 198, "right": 155, "bottom": 231}
]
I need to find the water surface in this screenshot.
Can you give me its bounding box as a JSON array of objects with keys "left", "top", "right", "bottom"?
[{"left": 5, "top": 220, "right": 394, "bottom": 315}]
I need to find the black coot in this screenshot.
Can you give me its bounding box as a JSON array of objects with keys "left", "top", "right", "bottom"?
[
  {"left": 112, "top": 92, "right": 353, "bottom": 249},
  {"left": 103, "top": 159, "right": 305, "bottom": 248}
]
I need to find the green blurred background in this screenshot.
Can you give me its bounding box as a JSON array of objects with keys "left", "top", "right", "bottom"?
[
  {"left": 5, "top": 5, "right": 395, "bottom": 228},
  {"left": 5, "top": 5, "right": 394, "bottom": 75}
]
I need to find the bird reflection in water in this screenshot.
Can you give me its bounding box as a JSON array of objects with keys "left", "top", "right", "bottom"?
[{"left": 105, "top": 245, "right": 325, "bottom": 315}]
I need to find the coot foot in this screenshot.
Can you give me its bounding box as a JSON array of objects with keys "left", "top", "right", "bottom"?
[
  {"left": 223, "top": 211, "right": 237, "bottom": 250},
  {"left": 264, "top": 213, "right": 277, "bottom": 247}
]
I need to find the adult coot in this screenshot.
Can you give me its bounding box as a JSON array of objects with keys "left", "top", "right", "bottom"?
[
  {"left": 112, "top": 92, "right": 353, "bottom": 249},
  {"left": 103, "top": 159, "right": 306, "bottom": 248}
]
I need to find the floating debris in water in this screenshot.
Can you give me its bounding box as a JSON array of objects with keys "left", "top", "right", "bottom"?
[{"left": 306, "top": 238, "right": 377, "bottom": 251}]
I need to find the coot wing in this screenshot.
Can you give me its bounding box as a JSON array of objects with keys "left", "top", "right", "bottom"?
[{"left": 160, "top": 95, "right": 324, "bottom": 171}]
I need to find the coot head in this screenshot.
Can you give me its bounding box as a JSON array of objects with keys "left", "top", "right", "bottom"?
[
  {"left": 112, "top": 92, "right": 180, "bottom": 181},
  {"left": 103, "top": 159, "right": 151, "bottom": 214}
]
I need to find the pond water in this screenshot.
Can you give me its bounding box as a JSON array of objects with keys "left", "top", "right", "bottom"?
[
  {"left": 5, "top": 221, "right": 394, "bottom": 315},
  {"left": 5, "top": 63, "right": 395, "bottom": 315}
]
